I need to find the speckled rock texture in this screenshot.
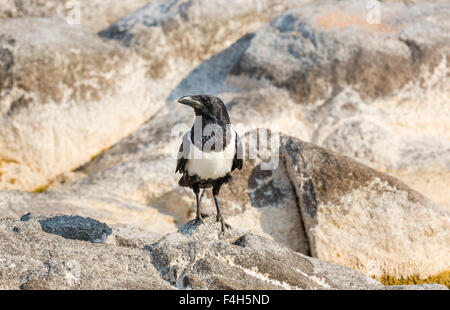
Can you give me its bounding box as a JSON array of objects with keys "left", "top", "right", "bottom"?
[
  {"left": 281, "top": 135, "right": 450, "bottom": 282},
  {"left": 0, "top": 18, "right": 153, "bottom": 191},
  {"left": 1, "top": 215, "right": 445, "bottom": 290},
  {"left": 148, "top": 217, "right": 385, "bottom": 290},
  {"left": 0, "top": 216, "right": 172, "bottom": 290},
  {"left": 0, "top": 215, "right": 384, "bottom": 290}
]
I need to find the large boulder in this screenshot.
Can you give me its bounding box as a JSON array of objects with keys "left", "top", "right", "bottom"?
[
  {"left": 2, "top": 214, "right": 445, "bottom": 290},
  {"left": 0, "top": 215, "right": 389, "bottom": 290},
  {"left": 225, "top": 0, "right": 450, "bottom": 210},
  {"left": 230, "top": 0, "right": 449, "bottom": 102},
  {"left": 0, "top": 18, "right": 154, "bottom": 191},
  {"left": 0, "top": 216, "right": 172, "bottom": 290},
  {"left": 282, "top": 135, "right": 450, "bottom": 284},
  {"left": 148, "top": 216, "right": 384, "bottom": 290}
]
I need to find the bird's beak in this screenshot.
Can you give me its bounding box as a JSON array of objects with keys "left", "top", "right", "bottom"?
[{"left": 178, "top": 96, "right": 204, "bottom": 110}]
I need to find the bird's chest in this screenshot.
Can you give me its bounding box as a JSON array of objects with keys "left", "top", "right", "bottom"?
[
  {"left": 186, "top": 156, "right": 233, "bottom": 180},
  {"left": 186, "top": 135, "right": 235, "bottom": 180}
]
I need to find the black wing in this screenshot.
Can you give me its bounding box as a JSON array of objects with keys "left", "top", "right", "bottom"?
[
  {"left": 176, "top": 132, "right": 191, "bottom": 174},
  {"left": 232, "top": 132, "right": 243, "bottom": 171}
]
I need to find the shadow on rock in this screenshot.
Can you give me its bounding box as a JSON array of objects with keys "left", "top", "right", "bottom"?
[
  {"left": 38, "top": 215, "right": 112, "bottom": 243},
  {"left": 166, "top": 33, "right": 254, "bottom": 103}
]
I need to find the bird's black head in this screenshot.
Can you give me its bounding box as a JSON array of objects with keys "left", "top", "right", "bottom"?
[{"left": 178, "top": 95, "right": 231, "bottom": 124}]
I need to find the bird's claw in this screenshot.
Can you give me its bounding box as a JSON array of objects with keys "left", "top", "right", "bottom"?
[
  {"left": 193, "top": 217, "right": 204, "bottom": 226},
  {"left": 193, "top": 213, "right": 209, "bottom": 226},
  {"left": 216, "top": 215, "right": 231, "bottom": 234}
]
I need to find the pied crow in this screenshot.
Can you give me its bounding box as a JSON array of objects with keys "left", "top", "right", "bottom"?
[{"left": 176, "top": 95, "right": 243, "bottom": 233}]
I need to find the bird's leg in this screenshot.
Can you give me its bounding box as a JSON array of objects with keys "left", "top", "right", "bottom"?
[
  {"left": 192, "top": 184, "right": 205, "bottom": 226},
  {"left": 199, "top": 189, "right": 209, "bottom": 219},
  {"left": 213, "top": 185, "right": 231, "bottom": 233}
]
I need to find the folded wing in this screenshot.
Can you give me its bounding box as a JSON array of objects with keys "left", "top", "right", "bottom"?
[
  {"left": 232, "top": 133, "right": 243, "bottom": 171},
  {"left": 176, "top": 132, "right": 191, "bottom": 174}
]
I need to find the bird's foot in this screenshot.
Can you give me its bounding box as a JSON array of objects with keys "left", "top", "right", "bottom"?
[
  {"left": 216, "top": 215, "right": 231, "bottom": 235},
  {"left": 193, "top": 213, "right": 209, "bottom": 226}
]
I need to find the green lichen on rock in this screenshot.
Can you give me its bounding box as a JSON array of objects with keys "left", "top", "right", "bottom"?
[
  {"left": 33, "top": 184, "right": 49, "bottom": 193},
  {"left": 375, "top": 271, "right": 450, "bottom": 288}
]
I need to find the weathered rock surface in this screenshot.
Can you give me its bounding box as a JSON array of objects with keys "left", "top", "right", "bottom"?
[
  {"left": 18, "top": 213, "right": 162, "bottom": 248},
  {"left": 37, "top": 215, "right": 112, "bottom": 243},
  {"left": 0, "top": 190, "right": 177, "bottom": 236},
  {"left": 282, "top": 135, "right": 450, "bottom": 281},
  {"left": 0, "top": 215, "right": 383, "bottom": 290},
  {"left": 0, "top": 0, "right": 150, "bottom": 32},
  {"left": 0, "top": 18, "right": 154, "bottom": 191},
  {"left": 230, "top": 0, "right": 450, "bottom": 102},
  {"left": 2, "top": 214, "right": 445, "bottom": 290},
  {"left": 2, "top": 203, "right": 448, "bottom": 290},
  {"left": 225, "top": 0, "right": 450, "bottom": 209},
  {"left": 149, "top": 217, "right": 385, "bottom": 290},
  {"left": 0, "top": 216, "right": 172, "bottom": 290},
  {"left": 99, "top": 0, "right": 313, "bottom": 110}
]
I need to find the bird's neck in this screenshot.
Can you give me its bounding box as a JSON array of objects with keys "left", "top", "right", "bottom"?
[{"left": 190, "top": 115, "right": 232, "bottom": 152}]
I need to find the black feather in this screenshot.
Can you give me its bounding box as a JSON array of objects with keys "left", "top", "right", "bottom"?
[
  {"left": 232, "top": 133, "right": 243, "bottom": 171},
  {"left": 175, "top": 132, "right": 190, "bottom": 174}
]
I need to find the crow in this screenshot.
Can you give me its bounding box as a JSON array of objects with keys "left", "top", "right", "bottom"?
[{"left": 176, "top": 95, "right": 243, "bottom": 233}]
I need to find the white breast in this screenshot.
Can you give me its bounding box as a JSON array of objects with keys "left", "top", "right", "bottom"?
[{"left": 185, "top": 130, "right": 236, "bottom": 180}]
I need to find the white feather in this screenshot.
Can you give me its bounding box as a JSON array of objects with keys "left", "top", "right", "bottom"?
[{"left": 185, "top": 129, "right": 236, "bottom": 180}]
